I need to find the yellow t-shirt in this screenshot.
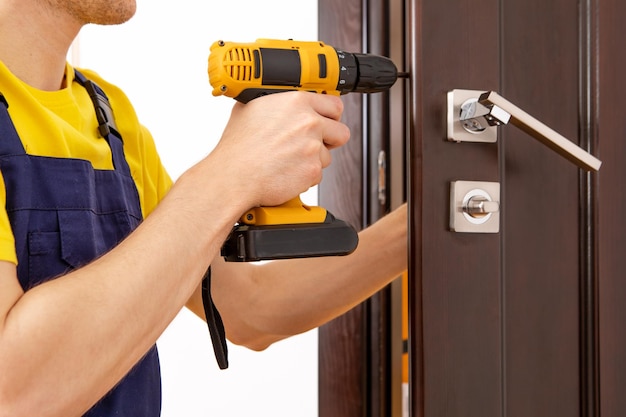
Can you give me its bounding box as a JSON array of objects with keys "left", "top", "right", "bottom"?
[{"left": 0, "top": 61, "right": 173, "bottom": 264}]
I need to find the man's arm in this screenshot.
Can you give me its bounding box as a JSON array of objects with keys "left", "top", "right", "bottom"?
[
  {"left": 0, "top": 92, "right": 349, "bottom": 417},
  {"left": 187, "top": 203, "right": 407, "bottom": 351}
]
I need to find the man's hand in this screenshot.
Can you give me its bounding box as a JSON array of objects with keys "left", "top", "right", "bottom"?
[{"left": 207, "top": 91, "right": 350, "bottom": 209}]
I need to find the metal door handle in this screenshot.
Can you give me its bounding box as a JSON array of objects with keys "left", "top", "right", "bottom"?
[{"left": 447, "top": 90, "right": 602, "bottom": 172}]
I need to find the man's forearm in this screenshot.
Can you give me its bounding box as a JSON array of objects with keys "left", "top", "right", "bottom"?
[{"left": 211, "top": 203, "right": 408, "bottom": 351}]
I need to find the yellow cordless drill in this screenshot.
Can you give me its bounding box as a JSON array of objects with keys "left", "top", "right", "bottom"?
[{"left": 208, "top": 39, "right": 405, "bottom": 262}]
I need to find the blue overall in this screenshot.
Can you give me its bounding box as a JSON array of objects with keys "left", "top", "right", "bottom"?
[{"left": 0, "top": 71, "right": 161, "bottom": 415}]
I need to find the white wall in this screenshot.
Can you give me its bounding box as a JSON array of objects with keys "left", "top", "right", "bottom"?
[{"left": 73, "top": 1, "right": 319, "bottom": 415}]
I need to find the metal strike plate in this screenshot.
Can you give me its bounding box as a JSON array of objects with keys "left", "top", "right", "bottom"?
[
  {"left": 447, "top": 89, "right": 498, "bottom": 143},
  {"left": 450, "top": 180, "right": 500, "bottom": 233}
]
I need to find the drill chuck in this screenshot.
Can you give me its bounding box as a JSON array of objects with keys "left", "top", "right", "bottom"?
[{"left": 336, "top": 51, "right": 399, "bottom": 94}]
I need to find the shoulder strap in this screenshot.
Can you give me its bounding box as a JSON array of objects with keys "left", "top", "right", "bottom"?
[
  {"left": 73, "top": 70, "right": 132, "bottom": 175},
  {"left": 0, "top": 93, "right": 27, "bottom": 155},
  {"left": 73, "top": 70, "right": 120, "bottom": 139}
]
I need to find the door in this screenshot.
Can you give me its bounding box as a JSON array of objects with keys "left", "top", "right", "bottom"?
[{"left": 318, "top": 0, "right": 626, "bottom": 416}]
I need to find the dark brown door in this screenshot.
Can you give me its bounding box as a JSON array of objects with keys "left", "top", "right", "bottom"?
[{"left": 318, "top": 0, "right": 626, "bottom": 417}]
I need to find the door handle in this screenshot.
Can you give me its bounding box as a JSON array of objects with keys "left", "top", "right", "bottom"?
[{"left": 447, "top": 90, "right": 602, "bottom": 171}]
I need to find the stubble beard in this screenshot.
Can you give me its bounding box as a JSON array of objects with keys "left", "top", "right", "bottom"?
[{"left": 43, "top": 0, "right": 137, "bottom": 26}]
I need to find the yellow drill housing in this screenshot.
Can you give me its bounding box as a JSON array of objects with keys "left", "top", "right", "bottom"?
[
  {"left": 209, "top": 39, "right": 341, "bottom": 102},
  {"left": 209, "top": 38, "right": 399, "bottom": 103}
]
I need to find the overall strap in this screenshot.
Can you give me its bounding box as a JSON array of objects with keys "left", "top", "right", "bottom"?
[
  {"left": 0, "top": 93, "right": 27, "bottom": 155},
  {"left": 73, "top": 70, "right": 132, "bottom": 177}
]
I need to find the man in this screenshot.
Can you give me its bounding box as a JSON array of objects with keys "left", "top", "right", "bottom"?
[{"left": 0, "top": 0, "right": 407, "bottom": 416}]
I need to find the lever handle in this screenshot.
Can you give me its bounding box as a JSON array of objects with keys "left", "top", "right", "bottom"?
[
  {"left": 467, "top": 91, "right": 601, "bottom": 171},
  {"left": 451, "top": 90, "right": 602, "bottom": 171}
]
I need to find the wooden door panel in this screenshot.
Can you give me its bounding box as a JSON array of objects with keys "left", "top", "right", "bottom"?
[
  {"left": 599, "top": 1, "right": 626, "bottom": 416},
  {"left": 318, "top": 1, "right": 366, "bottom": 416},
  {"left": 409, "top": 0, "right": 502, "bottom": 415},
  {"left": 501, "top": 0, "right": 581, "bottom": 415}
]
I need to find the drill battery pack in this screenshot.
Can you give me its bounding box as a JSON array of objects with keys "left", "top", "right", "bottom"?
[{"left": 221, "top": 211, "right": 358, "bottom": 262}]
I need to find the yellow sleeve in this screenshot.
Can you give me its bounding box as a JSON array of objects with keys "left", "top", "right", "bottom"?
[{"left": 132, "top": 123, "right": 174, "bottom": 218}]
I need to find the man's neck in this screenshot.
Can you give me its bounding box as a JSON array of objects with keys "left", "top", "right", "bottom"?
[{"left": 0, "top": 1, "right": 82, "bottom": 91}]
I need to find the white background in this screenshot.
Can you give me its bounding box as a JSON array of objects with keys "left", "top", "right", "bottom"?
[{"left": 74, "top": 1, "right": 319, "bottom": 416}]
